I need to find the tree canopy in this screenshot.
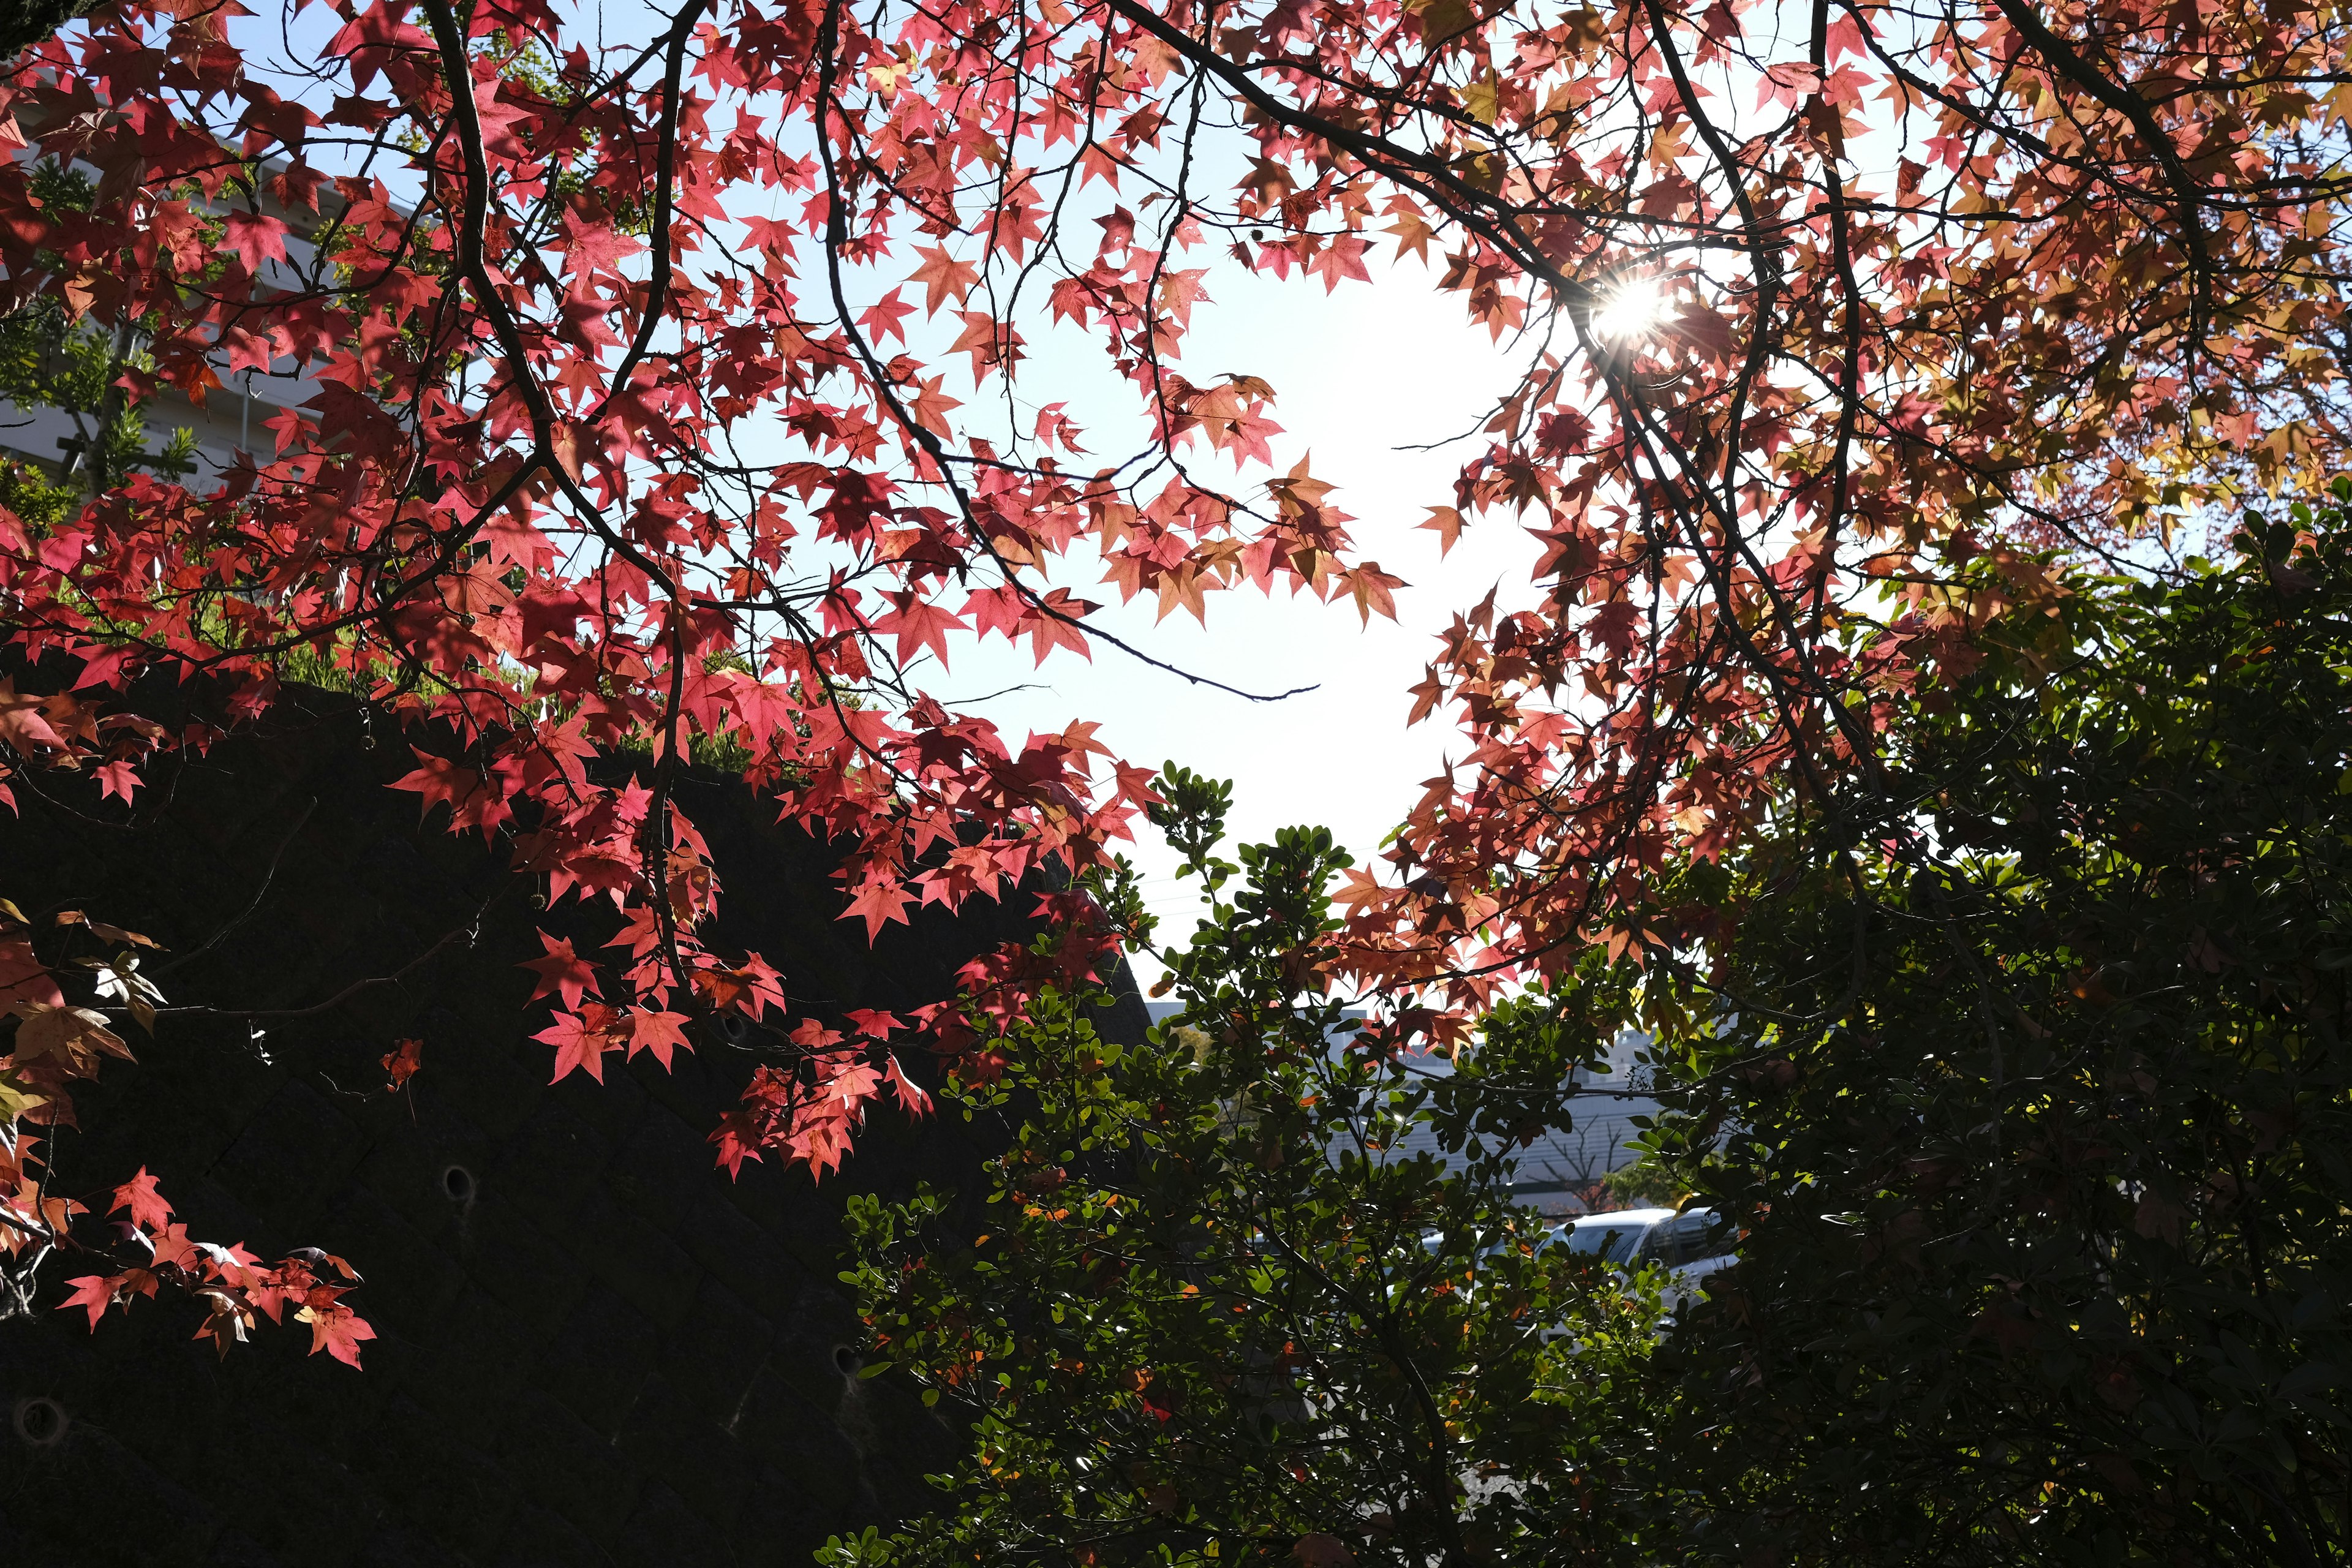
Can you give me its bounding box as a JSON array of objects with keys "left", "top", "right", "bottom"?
[
  {"left": 834, "top": 781, "right": 1669, "bottom": 1568},
  {"left": 1617, "top": 503, "right": 2352, "bottom": 1564},
  {"left": 0, "top": 0, "right": 2348, "bottom": 1377},
  {"left": 833, "top": 503, "right": 2352, "bottom": 1567}
]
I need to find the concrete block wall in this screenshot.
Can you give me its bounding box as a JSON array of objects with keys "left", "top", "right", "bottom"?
[{"left": 0, "top": 688, "right": 1145, "bottom": 1565}]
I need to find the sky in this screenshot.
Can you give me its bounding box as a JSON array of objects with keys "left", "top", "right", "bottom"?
[{"left": 935, "top": 261, "right": 1538, "bottom": 981}]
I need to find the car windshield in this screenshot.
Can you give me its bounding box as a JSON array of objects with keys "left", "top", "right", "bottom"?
[{"left": 1563, "top": 1223, "right": 1642, "bottom": 1264}]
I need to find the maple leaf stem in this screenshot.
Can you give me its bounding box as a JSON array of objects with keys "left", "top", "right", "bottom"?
[
  {"left": 1809, "top": 0, "right": 1864, "bottom": 630},
  {"left": 147, "top": 881, "right": 512, "bottom": 1023},
  {"left": 421, "top": 0, "right": 711, "bottom": 1016},
  {"left": 1101, "top": 0, "right": 1594, "bottom": 312},
  {"left": 151, "top": 796, "right": 317, "bottom": 981},
  {"left": 588, "top": 0, "right": 713, "bottom": 418},
  {"left": 1982, "top": 0, "right": 2212, "bottom": 353}
]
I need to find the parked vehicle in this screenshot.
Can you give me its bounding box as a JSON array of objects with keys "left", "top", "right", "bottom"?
[
  {"left": 1557, "top": 1206, "right": 1736, "bottom": 1303},
  {"left": 1417, "top": 1206, "right": 1736, "bottom": 1340}
]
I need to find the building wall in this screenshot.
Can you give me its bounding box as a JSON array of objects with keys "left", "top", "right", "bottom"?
[
  {"left": 1141, "top": 1003, "right": 1661, "bottom": 1216},
  {"left": 0, "top": 682, "right": 1147, "bottom": 1567},
  {"left": 0, "top": 374, "right": 288, "bottom": 486},
  {"left": 0, "top": 171, "right": 320, "bottom": 488}
]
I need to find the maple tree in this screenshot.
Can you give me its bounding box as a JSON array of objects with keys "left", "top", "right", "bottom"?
[
  {"left": 0, "top": 0, "right": 2343, "bottom": 1343},
  {"left": 1, "top": 899, "right": 374, "bottom": 1363}
]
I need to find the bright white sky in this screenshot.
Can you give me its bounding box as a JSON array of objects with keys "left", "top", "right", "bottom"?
[{"left": 940, "top": 262, "right": 1532, "bottom": 982}]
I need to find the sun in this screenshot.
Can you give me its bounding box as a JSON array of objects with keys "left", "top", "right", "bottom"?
[{"left": 1588, "top": 277, "right": 1667, "bottom": 344}]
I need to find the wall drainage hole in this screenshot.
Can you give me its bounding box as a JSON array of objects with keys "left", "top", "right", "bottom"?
[
  {"left": 14, "top": 1396, "right": 67, "bottom": 1447},
  {"left": 832, "top": 1345, "right": 862, "bottom": 1376},
  {"left": 441, "top": 1165, "right": 476, "bottom": 1203}
]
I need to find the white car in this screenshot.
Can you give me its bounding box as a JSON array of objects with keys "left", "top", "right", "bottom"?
[{"left": 1556, "top": 1206, "right": 1736, "bottom": 1302}]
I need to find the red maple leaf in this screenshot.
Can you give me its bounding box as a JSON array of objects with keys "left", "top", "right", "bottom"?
[
  {"left": 855, "top": 287, "right": 916, "bottom": 346},
  {"left": 389, "top": 748, "right": 481, "bottom": 824},
  {"left": 534, "top": 1004, "right": 623, "bottom": 1084},
  {"left": 94, "top": 759, "right": 140, "bottom": 803},
  {"left": 300, "top": 1297, "right": 377, "bottom": 1368},
  {"left": 693, "top": 952, "right": 786, "bottom": 1019},
  {"left": 58, "top": 1273, "right": 119, "bottom": 1330},
  {"left": 843, "top": 877, "right": 913, "bottom": 940},
  {"left": 873, "top": 590, "right": 966, "bottom": 669},
  {"left": 0, "top": 935, "right": 62, "bottom": 1008},
  {"left": 819, "top": 1058, "right": 884, "bottom": 1110},
  {"left": 626, "top": 1008, "right": 691, "bottom": 1069},
  {"left": 708, "top": 1108, "right": 764, "bottom": 1178},
  {"left": 884, "top": 1056, "right": 932, "bottom": 1116},
  {"left": 109, "top": 1166, "right": 172, "bottom": 1232},
  {"left": 148, "top": 1222, "right": 200, "bottom": 1270},
  {"left": 908, "top": 244, "right": 980, "bottom": 315},
  {"left": 221, "top": 208, "right": 292, "bottom": 273},
  {"left": 0, "top": 680, "right": 66, "bottom": 755},
  {"left": 381, "top": 1037, "right": 423, "bottom": 1090},
  {"left": 518, "top": 932, "right": 600, "bottom": 1010}
]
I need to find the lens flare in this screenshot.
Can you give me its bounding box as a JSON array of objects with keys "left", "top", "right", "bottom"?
[{"left": 1589, "top": 277, "right": 1667, "bottom": 343}]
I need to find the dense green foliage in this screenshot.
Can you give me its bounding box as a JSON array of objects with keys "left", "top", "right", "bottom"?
[
  {"left": 829, "top": 781, "right": 1673, "bottom": 1568},
  {"left": 1624, "top": 505, "right": 2352, "bottom": 1564},
  {"left": 0, "top": 294, "right": 197, "bottom": 497},
  {"left": 1596, "top": 1155, "right": 1682, "bottom": 1211},
  {"left": 0, "top": 454, "right": 78, "bottom": 529}
]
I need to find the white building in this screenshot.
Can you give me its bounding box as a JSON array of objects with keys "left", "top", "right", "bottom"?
[
  {"left": 0, "top": 156, "right": 322, "bottom": 495},
  {"left": 1143, "top": 1003, "right": 1662, "bottom": 1215}
]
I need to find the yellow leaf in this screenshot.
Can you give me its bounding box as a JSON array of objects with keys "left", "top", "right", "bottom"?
[
  {"left": 1409, "top": 0, "right": 1477, "bottom": 40},
  {"left": 0, "top": 1068, "right": 45, "bottom": 1124},
  {"left": 1461, "top": 76, "right": 1501, "bottom": 127}
]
